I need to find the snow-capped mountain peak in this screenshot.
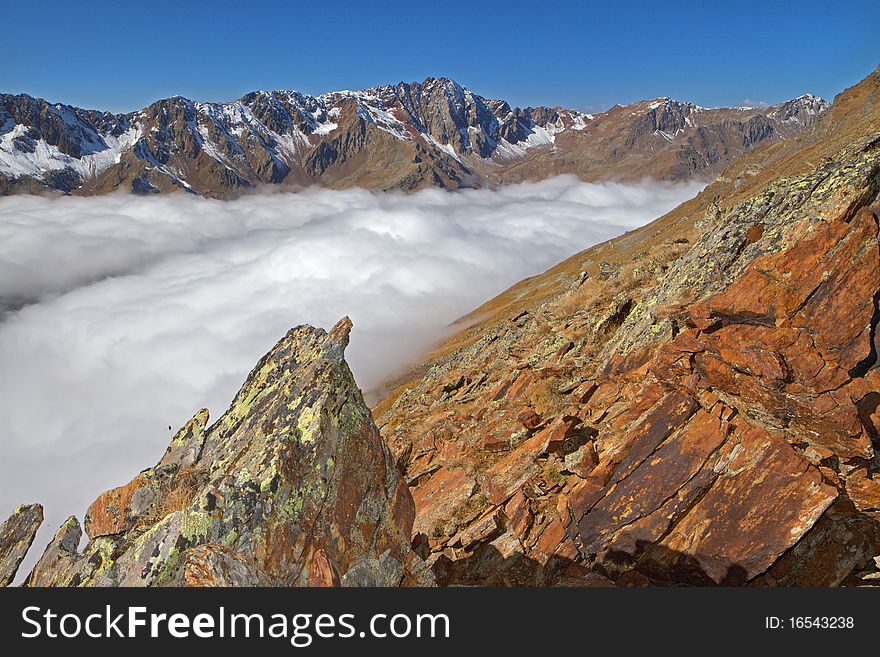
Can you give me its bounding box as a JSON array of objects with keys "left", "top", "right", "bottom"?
[{"left": 0, "top": 79, "right": 827, "bottom": 197}]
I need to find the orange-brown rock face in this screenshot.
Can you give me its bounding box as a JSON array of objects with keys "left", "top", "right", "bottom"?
[
  {"left": 376, "top": 71, "right": 880, "bottom": 587},
  {"left": 659, "top": 206, "right": 880, "bottom": 460}
]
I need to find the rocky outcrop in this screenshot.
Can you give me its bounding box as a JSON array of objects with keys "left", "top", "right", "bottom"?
[
  {"left": 376, "top": 68, "right": 880, "bottom": 587},
  {"left": 24, "top": 317, "right": 427, "bottom": 587},
  {"left": 0, "top": 504, "right": 43, "bottom": 586},
  {"left": 0, "top": 78, "right": 826, "bottom": 197}
]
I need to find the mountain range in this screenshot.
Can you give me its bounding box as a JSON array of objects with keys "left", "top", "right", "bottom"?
[{"left": 0, "top": 78, "right": 828, "bottom": 197}]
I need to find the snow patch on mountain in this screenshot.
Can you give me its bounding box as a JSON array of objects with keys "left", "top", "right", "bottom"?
[{"left": 0, "top": 122, "right": 141, "bottom": 180}]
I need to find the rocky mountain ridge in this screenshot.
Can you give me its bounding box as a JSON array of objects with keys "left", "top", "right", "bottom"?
[
  {"left": 371, "top": 66, "right": 880, "bottom": 586},
  {"left": 0, "top": 78, "right": 826, "bottom": 197}
]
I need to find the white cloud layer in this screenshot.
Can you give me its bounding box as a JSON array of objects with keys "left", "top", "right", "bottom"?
[{"left": 0, "top": 176, "right": 702, "bottom": 581}]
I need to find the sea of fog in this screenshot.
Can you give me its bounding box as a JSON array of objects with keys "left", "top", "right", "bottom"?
[{"left": 0, "top": 175, "right": 703, "bottom": 581}]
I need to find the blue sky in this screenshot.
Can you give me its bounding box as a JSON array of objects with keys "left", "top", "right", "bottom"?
[{"left": 2, "top": 0, "right": 878, "bottom": 113}]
